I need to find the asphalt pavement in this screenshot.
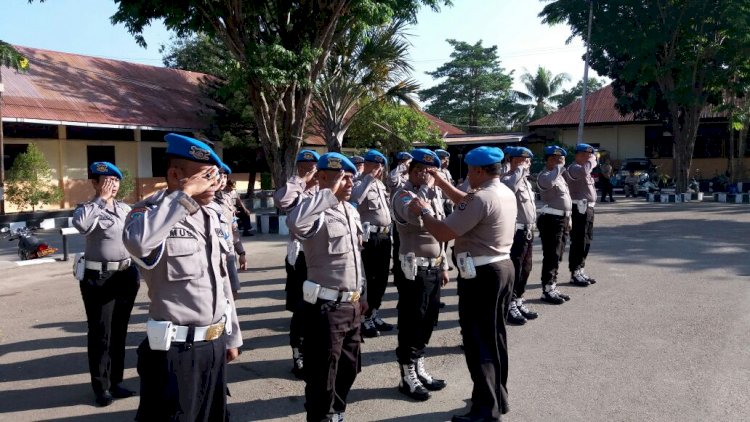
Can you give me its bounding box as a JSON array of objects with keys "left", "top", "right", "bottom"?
[{"left": 0, "top": 197, "right": 749, "bottom": 421}]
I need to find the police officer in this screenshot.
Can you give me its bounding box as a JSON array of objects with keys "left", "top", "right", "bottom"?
[
  {"left": 273, "top": 149, "right": 320, "bottom": 378},
  {"left": 351, "top": 149, "right": 393, "bottom": 337},
  {"left": 408, "top": 146, "right": 517, "bottom": 422},
  {"left": 435, "top": 149, "right": 454, "bottom": 264},
  {"left": 501, "top": 147, "right": 539, "bottom": 325},
  {"left": 391, "top": 149, "right": 448, "bottom": 402},
  {"left": 537, "top": 145, "right": 573, "bottom": 304},
  {"left": 388, "top": 151, "right": 413, "bottom": 190},
  {"left": 350, "top": 155, "right": 365, "bottom": 176},
  {"left": 565, "top": 143, "right": 599, "bottom": 286},
  {"left": 287, "top": 152, "right": 367, "bottom": 422},
  {"left": 123, "top": 134, "right": 242, "bottom": 421},
  {"left": 73, "top": 161, "right": 140, "bottom": 407},
  {"left": 216, "top": 164, "right": 247, "bottom": 300}
]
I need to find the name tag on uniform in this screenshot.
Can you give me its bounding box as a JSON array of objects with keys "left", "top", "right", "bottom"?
[{"left": 169, "top": 228, "right": 195, "bottom": 239}]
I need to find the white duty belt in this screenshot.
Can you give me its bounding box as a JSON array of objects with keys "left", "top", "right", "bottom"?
[
  {"left": 472, "top": 254, "right": 510, "bottom": 267},
  {"left": 399, "top": 254, "right": 443, "bottom": 268},
  {"left": 537, "top": 205, "right": 572, "bottom": 217},
  {"left": 368, "top": 225, "right": 391, "bottom": 234},
  {"left": 171, "top": 317, "right": 226, "bottom": 343},
  {"left": 84, "top": 258, "right": 132, "bottom": 272},
  {"left": 318, "top": 286, "right": 361, "bottom": 302},
  {"left": 515, "top": 223, "right": 536, "bottom": 231},
  {"left": 574, "top": 199, "right": 596, "bottom": 209}
]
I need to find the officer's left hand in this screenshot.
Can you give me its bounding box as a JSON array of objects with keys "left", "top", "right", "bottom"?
[
  {"left": 238, "top": 254, "right": 247, "bottom": 271},
  {"left": 226, "top": 347, "right": 240, "bottom": 362},
  {"left": 408, "top": 197, "right": 430, "bottom": 216},
  {"left": 440, "top": 271, "right": 450, "bottom": 286}
]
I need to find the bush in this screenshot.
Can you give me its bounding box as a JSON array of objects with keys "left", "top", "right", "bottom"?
[
  {"left": 5, "top": 144, "right": 63, "bottom": 211},
  {"left": 116, "top": 169, "right": 136, "bottom": 201}
]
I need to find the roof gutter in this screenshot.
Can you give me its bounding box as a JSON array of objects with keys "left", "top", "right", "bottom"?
[{"left": 1, "top": 116, "right": 201, "bottom": 132}]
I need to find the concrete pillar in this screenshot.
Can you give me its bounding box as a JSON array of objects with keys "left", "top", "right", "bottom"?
[
  {"left": 134, "top": 128, "right": 142, "bottom": 200},
  {"left": 58, "top": 125, "right": 67, "bottom": 208}
]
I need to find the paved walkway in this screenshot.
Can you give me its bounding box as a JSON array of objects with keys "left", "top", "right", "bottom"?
[{"left": 0, "top": 198, "right": 749, "bottom": 421}]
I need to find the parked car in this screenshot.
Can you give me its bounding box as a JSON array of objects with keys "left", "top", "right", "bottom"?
[{"left": 613, "top": 158, "right": 655, "bottom": 186}]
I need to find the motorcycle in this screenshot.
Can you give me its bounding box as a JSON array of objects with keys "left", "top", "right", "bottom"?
[{"left": 1, "top": 227, "right": 58, "bottom": 260}]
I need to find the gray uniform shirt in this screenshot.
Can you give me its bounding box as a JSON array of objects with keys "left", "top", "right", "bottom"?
[
  {"left": 392, "top": 181, "right": 447, "bottom": 269},
  {"left": 287, "top": 189, "right": 365, "bottom": 293},
  {"left": 388, "top": 164, "right": 409, "bottom": 191},
  {"left": 73, "top": 197, "right": 132, "bottom": 262},
  {"left": 564, "top": 155, "right": 598, "bottom": 202},
  {"left": 122, "top": 189, "right": 242, "bottom": 349},
  {"left": 274, "top": 176, "right": 319, "bottom": 212},
  {"left": 501, "top": 167, "right": 536, "bottom": 225},
  {"left": 537, "top": 164, "right": 573, "bottom": 212},
  {"left": 444, "top": 178, "right": 517, "bottom": 256},
  {"left": 214, "top": 192, "right": 244, "bottom": 255},
  {"left": 351, "top": 174, "right": 392, "bottom": 227}
]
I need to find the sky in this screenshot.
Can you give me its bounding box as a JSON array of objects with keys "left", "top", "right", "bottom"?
[{"left": 1, "top": 0, "right": 603, "bottom": 116}]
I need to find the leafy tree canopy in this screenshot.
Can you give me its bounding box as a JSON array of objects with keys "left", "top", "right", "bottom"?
[
  {"left": 553, "top": 76, "right": 604, "bottom": 108},
  {"left": 419, "top": 39, "right": 515, "bottom": 133},
  {"left": 6, "top": 144, "right": 62, "bottom": 211},
  {"left": 515, "top": 66, "right": 570, "bottom": 122}
]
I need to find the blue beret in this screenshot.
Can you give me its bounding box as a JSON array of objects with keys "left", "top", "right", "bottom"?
[
  {"left": 464, "top": 146, "right": 504, "bottom": 166},
  {"left": 364, "top": 149, "right": 388, "bottom": 166},
  {"left": 435, "top": 149, "right": 450, "bottom": 158},
  {"left": 575, "top": 143, "right": 596, "bottom": 153},
  {"left": 296, "top": 149, "right": 320, "bottom": 163},
  {"left": 316, "top": 152, "right": 357, "bottom": 174},
  {"left": 396, "top": 152, "right": 413, "bottom": 161},
  {"left": 164, "top": 133, "right": 222, "bottom": 166},
  {"left": 544, "top": 145, "right": 567, "bottom": 157},
  {"left": 350, "top": 155, "right": 365, "bottom": 165},
  {"left": 220, "top": 162, "right": 232, "bottom": 174},
  {"left": 506, "top": 146, "right": 534, "bottom": 158},
  {"left": 410, "top": 149, "right": 440, "bottom": 167},
  {"left": 89, "top": 161, "right": 123, "bottom": 180}
]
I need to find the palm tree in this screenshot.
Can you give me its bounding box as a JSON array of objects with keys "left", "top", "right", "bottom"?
[
  {"left": 515, "top": 66, "right": 570, "bottom": 122},
  {"left": 0, "top": 41, "right": 30, "bottom": 214},
  {"left": 311, "top": 20, "right": 420, "bottom": 152}
]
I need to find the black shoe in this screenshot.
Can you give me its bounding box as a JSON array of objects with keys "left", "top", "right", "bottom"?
[
  {"left": 506, "top": 302, "right": 527, "bottom": 325},
  {"left": 452, "top": 412, "right": 489, "bottom": 422},
  {"left": 110, "top": 384, "right": 135, "bottom": 399},
  {"left": 557, "top": 290, "right": 571, "bottom": 301},
  {"left": 516, "top": 300, "right": 538, "bottom": 320},
  {"left": 416, "top": 358, "right": 447, "bottom": 391},
  {"left": 439, "top": 301, "right": 446, "bottom": 309},
  {"left": 581, "top": 271, "right": 597, "bottom": 284},
  {"left": 570, "top": 271, "right": 590, "bottom": 287},
  {"left": 242, "top": 231, "right": 254, "bottom": 237},
  {"left": 95, "top": 391, "right": 114, "bottom": 407},
  {"left": 373, "top": 316, "right": 394, "bottom": 332},
  {"left": 361, "top": 319, "right": 380, "bottom": 338},
  {"left": 541, "top": 290, "right": 566, "bottom": 305}
]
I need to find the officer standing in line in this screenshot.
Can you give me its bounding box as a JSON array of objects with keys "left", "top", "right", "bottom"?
[
  {"left": 501, "top": 147, "right": 539, "bottom": 325},
  {"left": 388, "top": 151, "right": 413, "bottom": 282},
  {"left": 391, "top": 149, "right": 448, "bottom": 401},
  {"left": 123, "top": 134, "right": 242, "bottom": 421},
  {"left": 564, "top": 143, "right": 599, "bottom": 286},
  {"left": 408, "top": 146, "right": 517, "bottom": 422},
  {"left": 287, "top": 152, "right": 367, "bottom": 422},
  {"left": 536, "top": 145, "right": 573, "bottom": 304},
  {"left": 351, "top": 155, "right": 365, "bottom": 176},
  {"left": 435, "top": 149, "right": 454, "bottom": 263},
  {"left": 273, "top": 149, "right": 320, "bottom": 379},
  {"left": 73, "top": 162, "right": 140, "bottom": 407},
  {"left": 350, "top": 149, "right": 394, "bottom": 338},
  {"left": 216, "top": 164, "right": 247, "bottom": 300}
]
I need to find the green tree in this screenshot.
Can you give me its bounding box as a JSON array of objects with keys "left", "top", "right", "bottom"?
[
  {"left": 541, "top": 0, "right": 750, "bottom": 193},
  {"left": 6, "top": 144, "right": 62, "bottom": 212},
  {"left": 116, "top": 169, "right": 136, "bottom": 201},
  {"left": 515, "top": 66, "right": 570, "bottom": 122},
  {"left": 1, "top": 41, "right": 30, "bottom": 213},
  {"left": 346, "top": 102, "right": 444, "bottom": 156},
  {"left": 109, "top": 0, "right": 449, "bottom": 187},
  {"left": 311, "top": 19, "right": 420, "bottom": 152},
  {"left": 419, "top": 39, "right": 515, "bottom": 133},
  {"left": 552, "top": 77, "right": 604, "bottom": 108}
]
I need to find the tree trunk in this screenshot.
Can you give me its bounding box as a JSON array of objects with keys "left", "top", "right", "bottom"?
[
  {"left": 670, "top": 104, "right": 701, "bottom": 194},
  {"left": 728, "top": 118, "right": 736, "bottom": 183}
]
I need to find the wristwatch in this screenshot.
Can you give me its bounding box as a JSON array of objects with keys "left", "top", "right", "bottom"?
[{"left": 420, "top": 208, "right": 434, "bottom": 217}]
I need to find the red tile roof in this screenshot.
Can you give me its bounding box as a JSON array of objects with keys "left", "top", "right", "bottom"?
[
  {"left": 1, "top": 45, "right": 213, "bottom": 130},
  {"left": 418, "top": 110, "right": 465, "bottom": 136}
]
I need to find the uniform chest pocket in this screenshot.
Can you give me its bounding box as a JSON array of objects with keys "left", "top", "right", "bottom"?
[
  {"left": 326, "top": 219, "right": 352, "bottom": 254},
  {"left": 519, "top": 188, "right": 530, "bottom": 203},
  {"left": 366, "top": 190, "right": 381, "bottom": 210},
  {"left": 165, "top": 238, "right": 204, "bottom": 281},
  {"left": 98, "top": 217, "right": 115, "bottom": 230}
]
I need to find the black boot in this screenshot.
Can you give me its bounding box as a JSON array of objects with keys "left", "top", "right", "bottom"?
[
  {"left": 398, "top": 363, "right": 431, "bottom": 401},
  {"left": 415, "top": 357, "right": 446, "bottom": 391}
]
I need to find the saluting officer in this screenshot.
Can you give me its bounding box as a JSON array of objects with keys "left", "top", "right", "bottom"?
[
  {"left": 123, "top": 134, "right": 242, "bottom": 421},
  {"left": 501, "top": 147, "right": 539, "bottom": 325},
  {"left": 350, "top": 155, "right": 365, "bottom": 176},
  {"left": 273, "top": 149, "right": 320, "bottom": 379},
  {"left": 391, "top": 149, "right": 448, "bottom": 402},
  {"left": 216, "top": 164, "right": 247, "bottom": 299},
  {"left": 73, "top": 161, "right": 140, "bottom": 407},
  {"left": 351, "top": 149, "right": 394, "bottom": 338},
  {"left": 564, "top": 143, "right": 599, "bottom": 286},
  {"left": 537, "top": 145, "right": 573, "bottom": 304},
  {"left": 388, "top": 151, "right": 413, "bottom": 190},
  {"left": 287, "top": 152, "right": 368, "bottom": 422},
  {"left": 408, "top": 146, "right": 517, "bottom": 422}
]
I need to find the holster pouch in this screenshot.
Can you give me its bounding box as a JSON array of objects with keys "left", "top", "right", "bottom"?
[
  {"left": 456, "top": 252, "right": 477, "bottom": 279},
  {"left": 302, "top": 280, "right": 321, "bottom": 304},
  {"left": 576, "top": 199, "right": 588, "bottom": 214},
  {"left": 146, "top": 320, "right": 174, "bottom": 351},
  {"left": 224, "top": 300, "right": 233, "bottom": 336},
  {"left": 401, "top": 252, "right": 417, "bottom": 280},
  {"left": 73, "top": 253, "right": 85, "bottom": 281},
  {"left": 286, "top": 239, "right": 302, "bottom": 266},
  {"left": 362, "top": 222, "right": 371, "bottom": 242}
]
